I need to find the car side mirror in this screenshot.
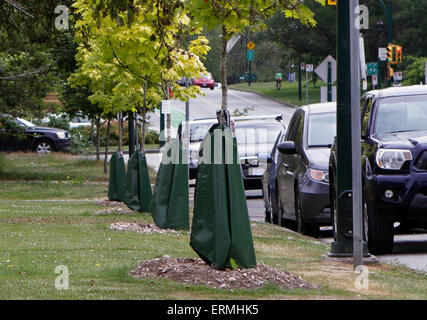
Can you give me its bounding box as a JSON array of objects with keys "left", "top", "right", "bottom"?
[
  {"left": 278, "top": 141, "right": 297, "bottom": 155},
  {"left": 258, "top": 153, "right": 272, "bottom": 163}
]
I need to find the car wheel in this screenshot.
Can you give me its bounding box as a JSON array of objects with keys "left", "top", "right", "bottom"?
[
  {"left": 295, "top": 187, "right": 319, "bottom": 236},
  {"left": 264, "top": 190, "right": 272, "bottom": 223},
  {"left": 35, "top": 140, "right": 53, "bottom": 155},
  {"left": 363, "top": 186, "right": 394, "bottom": 254},
  {"left": 271, "top": 189, "right": 280, "bottom": 225}
]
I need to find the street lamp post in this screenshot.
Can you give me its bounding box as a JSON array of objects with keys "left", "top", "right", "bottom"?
[{"left": 376, "top": 20, "right": 385, "bottom": 89}]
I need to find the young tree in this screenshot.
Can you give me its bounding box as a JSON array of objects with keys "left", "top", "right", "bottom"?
[
  {"left": 71, "top": 0, "right": 210, "bottom": 137},
  {"left": 188, "top": 0, "right": 323, "bottom": 120}
]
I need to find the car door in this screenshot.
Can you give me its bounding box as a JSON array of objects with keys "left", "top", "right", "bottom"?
[{"left": 279, "top": 110, "right": 304, "bottom": 216}]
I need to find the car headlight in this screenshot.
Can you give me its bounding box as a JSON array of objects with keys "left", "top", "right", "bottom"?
[
  {"left": 376, "top": 149, "right": 412, "bottom": 170},
  {"left": 309, "top": 168, "right": 329, "bottom": 183},
  {"left": 56, "top": 131, "right": 66, "bottom": 139}
]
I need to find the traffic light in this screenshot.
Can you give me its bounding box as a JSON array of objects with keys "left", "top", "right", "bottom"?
[
  {"left": 395, "top": 45, "right": 403, "bottom": 64},
  {"left": 387, "top": 44, "right": 393, "bottom": 62}
]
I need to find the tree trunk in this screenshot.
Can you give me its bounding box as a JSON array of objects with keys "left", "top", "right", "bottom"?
[
  {"left": 141, "top": 108, "right": 147, "bottom": 153},
  {"left": 90, "top": 120, "right": 95, "bottom": 147},
  {"left": 96, "top": 117, "right": 100, "bottom": 161},
  {"left": 118, "top": 111, "right": 123, "bottom": 152},
  {"left": 104, "top": 118, "right": 111, "bottom": 174},
  {"left": 220, "top": 25, "right": 228, "bottom": 118}
]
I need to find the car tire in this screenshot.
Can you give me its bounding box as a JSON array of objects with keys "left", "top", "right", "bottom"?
[
  {"left": 295, "top": 187, "right": 319, "bottom": 236},
  {"left": 34, "top": 140, "right": 54, "bottom": 155},
  {"left": 363, "top": 186, "right": 394, "bottom": 255},
  {"left": 271, "top": 189, "right": 280, "bottom": 225}
]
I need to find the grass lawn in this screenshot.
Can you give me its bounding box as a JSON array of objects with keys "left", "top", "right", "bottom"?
[
  {"left": 229, "top": 81, "right": 333, "bottom": 107},
  {"left": 0, "top": 152, "right": 427, "bottom": 299}
]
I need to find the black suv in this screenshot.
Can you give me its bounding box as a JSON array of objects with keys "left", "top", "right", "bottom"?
[
  {"left": 329, "top": 85, "right": 427, "bottom": 254},
  {"left": 0, "top": 116, "right": 71, "bottom": 154}
]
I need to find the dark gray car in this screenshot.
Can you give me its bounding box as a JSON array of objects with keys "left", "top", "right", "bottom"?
[{"left": 276, "top": 103, "right": 336, "bottom": 235}]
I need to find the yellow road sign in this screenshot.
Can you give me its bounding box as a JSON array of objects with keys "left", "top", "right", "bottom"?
[{"left": 246, "top": 41, "right": 255, "bottom": 50}]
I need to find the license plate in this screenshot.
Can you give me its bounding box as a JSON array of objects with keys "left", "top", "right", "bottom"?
[
  {"left": 202, "top": 83, "right": 206, "bottom": 87},
  {"left": 249, "top": 168, "right": 265, "bottom": 176}
]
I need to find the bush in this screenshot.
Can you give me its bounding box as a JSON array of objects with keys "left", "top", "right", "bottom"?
[
  {"left": 69, "top": 126, "right": 91, "bottom": 154},
  {"left": 33, "top": 115, "right": 70, "bottom": 131},
  {"left": 145, "top": 129, "right": 160, "bottom": 145}
]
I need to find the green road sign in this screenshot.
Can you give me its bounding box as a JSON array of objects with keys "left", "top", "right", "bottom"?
[
  {"left": 366, "top": 62, "right": 379, "bottom": 76},
  {"left": 246, "top": 49, "right": 254, "bottom": 61}
]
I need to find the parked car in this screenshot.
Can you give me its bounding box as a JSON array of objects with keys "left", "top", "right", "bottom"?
[
  {"left": 329, "top": 85, "right": 427, "bottom": 254},
  {"left": 192, "top": 73, "right": 215, "bottom": 90},
  {"left": 234, "top": 116, "right": 286, "bottom": 190},
  {"left": 276, "top": 102, "right": 336, "bottom": 235},
  {"left": 177, "top": 77, "right": 193, "bottom": 87},
  {"left": 0, "top": 115, "right": 71, "bottom": 155},
  {"left": 261, "top": 128, "right": 286, "bottom": 224}
]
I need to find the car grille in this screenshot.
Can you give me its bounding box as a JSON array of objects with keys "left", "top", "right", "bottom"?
[{"left": 414, "top": 151, "right": 427, "bottom": 170}]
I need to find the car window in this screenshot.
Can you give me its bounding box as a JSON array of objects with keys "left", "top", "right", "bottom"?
[
  {"left": 285, "top": 111, "right": 301, "bottom": 142},
  {"left": 361, "top": 97, "right": 373, "bottom": 135},
  {"left": 375, "top": 95, "right": 427, "bottom": 133},
  {"left": 307, "top": 112, "right": 336, "bottom": 147},
  {"left": 190, "top": 122, "right": 215, "bottom": 142},
  {"left": 16, "top": 118, "right": 36, "bottom": 127}
]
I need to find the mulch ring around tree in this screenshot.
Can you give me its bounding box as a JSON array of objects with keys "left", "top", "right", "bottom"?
[
  {"left": 109, "top": 222, "right": 181, "bottom": 235},
  {"left": 130, "top": 256, "right": 315, "bottom": 291}
]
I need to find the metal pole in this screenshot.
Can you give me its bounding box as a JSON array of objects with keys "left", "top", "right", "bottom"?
[
  {"left": 248, "top": 60, "right": 252, "bottom": 87},
  {"left": 305, "top": 68, "right": 308, "bottom": 105},
  {"left": 328, "top": 62, "right": 332, "bottom": 102},
  {"left": 351, "top": 0, "right": 363, "bottom": 268},
  {"left": 298, "top": 55, "right": 302, "bottom": 101},
  {"left": 329, "top": 0, "right": 354, "bottom": 257}
]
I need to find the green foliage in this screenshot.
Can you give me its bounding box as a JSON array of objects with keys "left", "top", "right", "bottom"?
[
  {"left": 69, "top": 127, "right": 92, "bottom": 155},
  {"left": 144, "top": 129, "right": 160, "bottom": 145},
  {"left": 0, "top": 49, "right": 55, "bottom": 117},
  {"left": 35, "top": 115, "right": 71, "bottom": 131},
  {"left": 0, "top": 114, "right": 27, "bottom": 142},
  {"left": 403, "top": 56, "right": 427, "bottom": 86}
]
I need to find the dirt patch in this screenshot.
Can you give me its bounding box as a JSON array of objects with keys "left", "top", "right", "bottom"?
[
  {"left": 130, "top": 256, "right": 315, "bottom": 291},
  {"left": 109, "top": 222, "right": 181, "bottom": 235},
  {"left": 94, "top": 208, "right": 136, "bottom": 216},
  {"left": 97, "top": 199, "right": 124, "bottom": 207}
]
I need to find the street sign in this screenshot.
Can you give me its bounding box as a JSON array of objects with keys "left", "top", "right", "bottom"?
[
  {"left": 372, "top": 74, "right": 378, "bottom": 86},
  {"left": 315, "top": 55, "right": 337, "bottom": 83},
  {"left": 393, "top": 71, "right": 403, "bottom": 81},
  {"left": 378, "top": 47, "right": 387, "bottom": 61},
  {"left": 246, "top": 49, "right": 254, "bottom": 61},
  {"left": 366, "top": 62, "right": 379, "bottom": 76},
  {"left": 288, "top": 72, "right": 295, "bottom": 82},
  {"left": 300, "top": 62, "right": 305, "bottom": 71},
  {"left": 226, "top": 34, "right": 241, "bottom": 54},
  {"left": 328, "top": 0, "right": 337, "bottom": 5},
  {"left": 306, "top": 64, "right": 314, "bottom": 72},
  {"left": 246, "top": 41, "right": 255, "bottom": 50}
]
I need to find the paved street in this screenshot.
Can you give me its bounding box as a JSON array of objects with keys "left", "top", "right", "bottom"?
[{"left": 147, "top": 87, "right": 295, "bottom": 134}]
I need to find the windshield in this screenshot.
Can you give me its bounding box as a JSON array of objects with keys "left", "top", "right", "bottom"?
[
  {"left": 375, "top": 95, "right": 427, "bottom": 134},
  {"left": 16, "top": 117, "right": 36, "bottom": 127},
  {"left": 307, "top": 112, "right": 336, "bottom": 147},
  {"left": 190, "top": 122, "right": 215, "bottom": 142}
]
